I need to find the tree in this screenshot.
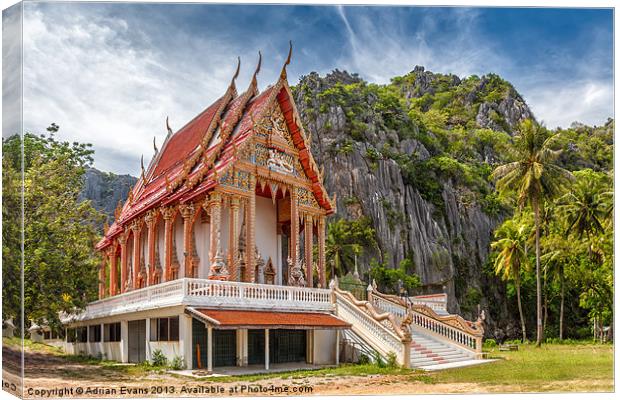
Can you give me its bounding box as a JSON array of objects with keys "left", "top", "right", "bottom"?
[
  {"left": 2, "top": 128, "right": 105, "bottom": 332},
  {"left": 325, "top": 217, "right": 376, "bottom": 281},
  {"left": 491, "top": 119, "right": 574, "bottom": 346},
  {"left": 492, "top": 217, "right": 530, "bottom": 342}
]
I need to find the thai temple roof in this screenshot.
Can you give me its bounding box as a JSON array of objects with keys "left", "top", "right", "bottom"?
[{"left": 97, "top": 45, "right": 334, "bottom": 250}]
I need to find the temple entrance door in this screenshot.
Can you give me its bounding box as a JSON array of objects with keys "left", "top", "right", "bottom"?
[
  {"left": 269, "top": 329, "right": 306, "bottom": 364},
  {"left": 213, "top": 330, "right": 237, "bottom": 367},
  {"left": 247, "top": 329, "right": 265, "bottom": 365},
  {"left": 127, "top": 319, "right": 146, "bottom": 363}
]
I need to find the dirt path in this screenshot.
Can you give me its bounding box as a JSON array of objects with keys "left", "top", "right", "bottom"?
[{"left": 2, "top": 345, "right": 613, "bottom": 398}]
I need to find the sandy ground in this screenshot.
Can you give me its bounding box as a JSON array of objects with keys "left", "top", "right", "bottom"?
[{"left": 1, "top": 345, "right": 613, "bottom": 398}]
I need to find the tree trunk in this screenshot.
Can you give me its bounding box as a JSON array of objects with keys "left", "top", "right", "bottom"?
[
  {"left": 559, "top": 269, "right": 565, "bottom": 340},
  {"left": 534, "top": 202, "right": 543, "bottom": 347},
  {"left": 516, "top": 281, "right": 527, "bottom": 343},
  {"left": 543, "top": 274, "right": 548, "bottom": 339}
]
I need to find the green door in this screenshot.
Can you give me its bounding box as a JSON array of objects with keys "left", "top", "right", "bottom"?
[
  {"left": 269, "top": 329, "right": 306, "bottom": 364},
  {"left": 192, "top": 319, "right": 208, "bottom": 369},
  {"left": 248, "top": 330, "right": 265, "bottom": 365},
  {"left": 213, "top": 330, "right": 237, "bottom": 367}
]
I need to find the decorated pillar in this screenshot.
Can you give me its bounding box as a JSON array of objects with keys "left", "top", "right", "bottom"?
[
  {"left": 304, "top": 214, "right": 313, "bottom": 288},
  {"left": 246, "top": 176, "right": 256, "bottom": 282},
  {"left": 110, "top": 245, "right": 118, "bottom": 296},
  {"left": 318, "top": 215, "right": 326, "bottom": 288},
  {"left": 290, "top": 187, "right": 299, "bottom": 269},
  {"left": 229, "top": 196, "right": 241, "bottom": 281},
  {"left": 161, "top": 206, "right": 177, "bottom": 281},
  {"left": 179, "top": 203, "right": 196, "bottom": 278},
  {"left": 119, "top": 231, "right": 129, "bottom": 293},
  {"left": 99, "top": 255, "right": 107, "bottom": 299},
  {"left": 144, "top": 210, "right": 158, "bottom": 285},
  {"left": 130, "top": 220, "right": 142, "bottom": 289},
  {"left": 208, "top": 193, "right": 222, "bottom": 266}
]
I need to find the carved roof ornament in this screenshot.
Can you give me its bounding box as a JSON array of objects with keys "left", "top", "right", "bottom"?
[
  {"left": 166, "top": 116, "right": 173, "bottom": 137},
  {"left": 153, "top": 136, "right": 159, "bottom": 154},
  {"left": 140, "top": 155, "right": 146, "bottom": 184},
  {"left": 280, "top": 40, "right": 293, "bottom": 81}
]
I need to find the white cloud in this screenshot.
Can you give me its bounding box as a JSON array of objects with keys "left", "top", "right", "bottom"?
[
  {"left": 522, "top": 79, "right": 613, "bottom": 129},
  {"left": 3, "top": 4, "right": 23, "bottom": 139},
  {"left": 22, "top": 5, "right": 243, "bottom": 175}
]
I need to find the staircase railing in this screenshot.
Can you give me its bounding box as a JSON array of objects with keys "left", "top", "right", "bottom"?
[
  {"left": 334, "top": 287, "right": 411, "bottom": 368},
  {"left": 370, "top": 290, "right": 484, "bottom": 355}
]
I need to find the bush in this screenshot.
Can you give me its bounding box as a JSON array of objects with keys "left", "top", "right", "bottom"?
[
  {"left": 374, "top": 350, "right": 386, "bottom": 368},
  {"left": 151, "top": 349, "right": 167, "bottom": 367},
  {"left": 386, "top": 352, "right": 398, "bottom": 368},
  {"left": 484, "top": 339, "right": 497, "bottom": 347},
  {"left": 170, "top": 356, "right": 185, "bottom": 370},
  {"left": 358, "top": 353, "right": 371, "bottom": 365}
]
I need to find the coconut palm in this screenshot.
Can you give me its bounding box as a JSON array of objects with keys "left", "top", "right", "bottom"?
[
  {"left": 492, "top": 218, "right": 530, "bottom": 343},
  {"left": 491, "top": 119, "right": 574, "bottom": 346}
]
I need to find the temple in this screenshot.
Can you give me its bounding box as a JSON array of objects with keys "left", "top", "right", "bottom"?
[{"left": 62, "top": 45, "right": 486, "bottom": 372}]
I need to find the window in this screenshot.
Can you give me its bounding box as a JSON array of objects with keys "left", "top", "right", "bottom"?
[
  {"left": 88, "top": 325, "right": 101, "bottom": 342},
  {"left": 150, "top": 316, "right": 179, "bottom": 341},
  {"left": 76, "top": 326, "right": 87, "bottom": 343},
  {"left": 43, "top": 331, "right": 51, "bottom": 340},
  {"left": 104, "top": 322, "right": 121, "bottom": 342}
]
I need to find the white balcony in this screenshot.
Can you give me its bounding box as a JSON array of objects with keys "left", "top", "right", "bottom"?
[{"left": 64, "top": 278, "right": 334, "bottom": 322}]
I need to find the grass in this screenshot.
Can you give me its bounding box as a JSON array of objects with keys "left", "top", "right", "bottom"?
[
  {"left": 430, "top": 343, "right": 614, "bottom": 392},
  {"left": 194, "top": 364, "right": 412, "bottom": 383},
  {"left": 7, "top": 337, "right": 613, "bottom": 392}
]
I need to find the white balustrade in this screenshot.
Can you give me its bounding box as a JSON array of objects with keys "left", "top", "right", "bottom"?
[
  {"left": 335, "top": 292, "right": 406, "bottom": 365},
  {"left": 371, "top": 292, "right": 480, "bottom": 353},
  {"left": 66, "top": 278, "right": 333, "bottom": 322}
]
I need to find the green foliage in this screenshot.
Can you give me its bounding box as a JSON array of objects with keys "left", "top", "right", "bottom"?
[
  {"left": 151, "top": 349, "right": 168, "bottom": 367},
  {"left": 386, "top": 352, "right": 398, "bottom": 368},
  {"left": 3, "top": 128, "right": 105, "bottom": 332},
  {"left": 326, "top": 217, "right": 377, "bottom": 280},
  {"left": 369, "top": 259, "right": 421, "bottom": 294},
  {"left": 373, "top": 350, "right": 386, "bottom": 368},
  {"left": 170, "top": 356, "right": 186, "bottom": 370}
]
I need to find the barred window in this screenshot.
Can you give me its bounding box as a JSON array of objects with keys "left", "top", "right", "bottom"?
[
  {"left": 103, "top": 322, "right": 121, "bottom": 342},
  {"left": 150, "top": 317, "right": 179, "bottom": 341}
]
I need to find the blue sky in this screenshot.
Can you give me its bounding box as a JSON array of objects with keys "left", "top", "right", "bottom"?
[{"left": 4, "top": 3, "right": 614, "bottom": 175}]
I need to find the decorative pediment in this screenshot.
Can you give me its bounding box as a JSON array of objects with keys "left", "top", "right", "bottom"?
[{"left": 254, "top": 103, "right": 296, "bottom": 149}]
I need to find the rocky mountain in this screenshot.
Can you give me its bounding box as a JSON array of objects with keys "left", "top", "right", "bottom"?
[
  {"left": 292, "top": 67, "right": 535, "bottom": 338},
  {"left": 79, "top": 168, "right": 137, "bottom": 224}
]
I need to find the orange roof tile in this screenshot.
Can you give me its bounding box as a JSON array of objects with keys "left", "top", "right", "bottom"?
[{"left": 190, "top": 309, "right": 350, "bottom": 329}]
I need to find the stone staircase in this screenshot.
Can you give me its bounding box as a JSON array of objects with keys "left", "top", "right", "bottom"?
[
  {"left": 409, "top": 331, "right": 474, "bottom": 368},
  {"left": 334, "top": 283, "right": 484, "bottom": 370}
]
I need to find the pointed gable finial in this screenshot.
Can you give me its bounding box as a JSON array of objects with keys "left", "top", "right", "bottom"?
[
  {"left": 166, "top": 116, "right": 173, "bottom": 137},
  {"left": 280, "top": 40, "right": 293, "bottom": 80},
  {"left": 140, "top": 154, "right": 146, "bottom": 183},
  {"left": 153, "top": 136, "right": 159, "bottom": 154},
  {"left": 250, "top": 51, "right": 262, "bottom": 89},
  {"left": 229, "top": 56, "right": 241, "bottom": 90}
]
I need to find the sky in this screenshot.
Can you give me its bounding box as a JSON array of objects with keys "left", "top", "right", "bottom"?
[{"left": 2, "top": 3, "right": 614, "bottom": 175}]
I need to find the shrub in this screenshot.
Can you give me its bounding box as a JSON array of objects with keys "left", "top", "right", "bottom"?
[
  {"left": 358, "top": 353, "right": 371, "bottom": 365},
  {"left": 151, "top": 349, "right": 167, "bottom": 367},
  {"left": 170, "top": 356, "right": 186, "bottom": 370},
  {"left": 373, "top": 350, "right": 386, "bottom": 368},
  {"left": 484, "top": 338, "right": 497, "bottom": 347},
  {"left": 386, "top": 351, "right": 398, "bottom": 368}
]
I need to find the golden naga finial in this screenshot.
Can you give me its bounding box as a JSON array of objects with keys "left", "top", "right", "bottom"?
[
  {"left": 114, "top": 200, "right": 122, "bottom": 220},
  {"left": 228, "top": 56, "right": 241, "bottom": 91},
  {"left": 250, "top": 51, "right": 262, "bottom": 89},
  {"left": 140, "top": 155, "right": 146, "bottom": 184},
  {"left": 280, "top": 40, "right": 293, "bottom": 80},
  {"left": 103, "top": 220, "right": 109, "bottom": 234},
  {"left": 153, "top": 136, "right": 158, "bottom": 153},
  {"left": 166, "top": 116, "right": 173, "bottom": 137},
  {"left": 165, "top": 175, "right": 171, "bottom": 192}
]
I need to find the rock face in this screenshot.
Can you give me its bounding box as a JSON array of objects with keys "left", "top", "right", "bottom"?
[
  {"left": 79, "top": 168, "right": 137, "bottom": 224},
  {"left": 293, "top": 68, "right": 530, "bottom": 339}
]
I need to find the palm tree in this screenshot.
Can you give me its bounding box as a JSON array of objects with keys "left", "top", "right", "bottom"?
[
  {"left": 492, "top": 119, "right": 574, "bottom": 346},
  {"left": 492, "top": 218, "right": 530, "bottom": 343},
  {"left": 559, "top": 169, "right": 609, "bottom": 257},
  {"left": 541, "top": 233, "right": 573, "bottom": 340},
  {"left": 325, "top": 222, "right": 360, "bottom": 281}
]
